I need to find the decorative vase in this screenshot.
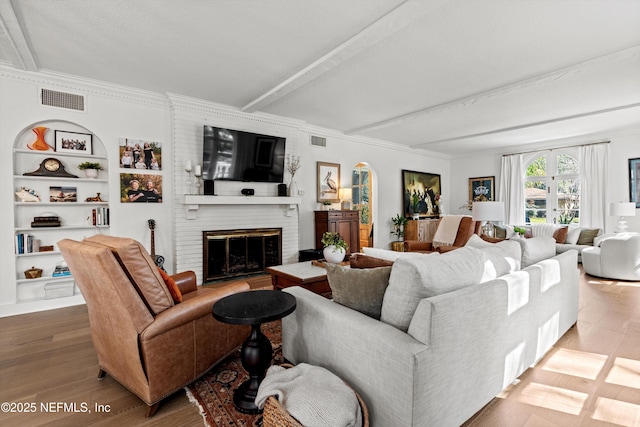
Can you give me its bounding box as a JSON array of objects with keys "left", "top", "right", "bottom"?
[
  {"left": 289, "top": 179, "right": 298, "bottom": 197},
  {"left": 412, "top": 213, "right": 420, "bottom": 220},
  {"left": 28, "top": 126, "right": 51, "bottom": 151},
  {"left": 323, "top": 246, "right": 346, "bottom": 263},
  {"left": 84, "top": 169, "right": 98, "bottom": 179},
  {"left": 391, "top": 241, "right": 405, "bottom": 252}
]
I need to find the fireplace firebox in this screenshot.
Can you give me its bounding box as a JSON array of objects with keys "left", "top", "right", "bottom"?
[{"left": 203, "top": 228, "right": 282, "bottom": 282}]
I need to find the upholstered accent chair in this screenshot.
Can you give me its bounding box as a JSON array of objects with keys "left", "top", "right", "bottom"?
[
  {"left": 404, "top": 216, "right": 482, "bottom": 253},
  {"left": 582, "top": 233, "right": 640, "bottom": 281},
  {"left": 58, "top": 235, "right": 250, "bottom": 417}
]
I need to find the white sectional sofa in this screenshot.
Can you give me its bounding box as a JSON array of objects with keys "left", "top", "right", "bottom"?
[{"left": 282, "top": 238, "right": 580, "bottom": 427}]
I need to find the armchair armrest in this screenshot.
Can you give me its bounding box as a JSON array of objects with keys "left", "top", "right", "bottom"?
[
  {"left": 172, "top": 270, "right": 197, "bottom": 294},
  {"left": 404, "top": 240, "right": 433, "bottom": 252},
  {"left": 142, "top": 281, "right": 250, "bottom": 340}
]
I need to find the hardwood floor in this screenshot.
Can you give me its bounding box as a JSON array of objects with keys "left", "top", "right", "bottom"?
[{"left": 1, "top": 269, "right": 638, "bottom": 426}]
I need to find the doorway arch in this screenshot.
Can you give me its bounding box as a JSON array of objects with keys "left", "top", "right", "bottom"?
[{"left": 351, "top": 162, "right": 375, "bottom": 249}]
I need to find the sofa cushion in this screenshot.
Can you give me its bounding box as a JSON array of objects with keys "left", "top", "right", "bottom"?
[
  {"left": 380, "top": 247, "right": 484, "bottom": 331},
  {"left": 362, "top": 246, "right": 428, "bottom": 262},
  {"left": 465, "top": 235, "right": 521, "bottom": 281},
  {"left": 577, "top": 228, "right": 600, "bottom": 245},
  {"left": 565, "top": 226, "right": 582, "bottom": 244},
  {"left": 325, "top": 263, "right": 392, "bottom": 319},
  {"left": 84, "top": 235, "right": 173, "bottom": 314},
  {"left": 515, "top": 236, "right": 556, "bottom": 267},
  {"left": 349, "top": 253, "right": 394, "bottom": 269}
]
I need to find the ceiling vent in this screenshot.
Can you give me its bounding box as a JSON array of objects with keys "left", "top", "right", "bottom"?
[
  {"left": 40, "top": 88, "right": 85, "bottom": 112},
  {"left": 310, "top": 135, "right": 327, "bottom": 148}
]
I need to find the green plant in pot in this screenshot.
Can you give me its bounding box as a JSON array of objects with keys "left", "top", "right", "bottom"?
[
  {"left": 390, "top": 213, "right": 408, "bottom": 251},
  {"left": 411, "top": 193, "right": 420, "bottom": 219},
  {"left": 78, "top": 161, "right": 103, "bottom": 179},
  {"left": 321, "top": 231, "right": 348, "bottom": 263}
]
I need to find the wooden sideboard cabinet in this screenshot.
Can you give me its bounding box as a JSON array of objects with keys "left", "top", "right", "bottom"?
[
  {"left": 404, "top": 218, "right": 440, "bottom": 243},
  {"left": 315, "top": 210, "right": 360, "bottom": 254}
]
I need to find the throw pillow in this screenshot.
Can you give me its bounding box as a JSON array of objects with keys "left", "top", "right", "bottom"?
[
  {"left": 158, "top": 268, "right": 182, "bottom": 303},
  {"left": 552, "top": 226, "right": 569, "bottom": 244},
  {"left": 362, "top": 246, "right": 428, "bottom": 262},
  {"left": 477, "top": 240, "right": 522, "bottom": 282},
  {"left": 565, "top": 226, "right": 581, "bottom": 244},
  {"left": 577, "top": 228, "right": 600, "bottom": 245},
  {"left": 349, "top": 253, "right": 394, "bottom": 269},
  {"left": 380, "top": 247, "right": 484, "bottom": 332},
  {"left": 325, "top": 263, "right": 392, "bottom": 320},
  {"left": 515, "top": 236, "right": 556, "bottom": 267},
  {"left": 465, "top": 233, "right": 493, "bottom": 248}
]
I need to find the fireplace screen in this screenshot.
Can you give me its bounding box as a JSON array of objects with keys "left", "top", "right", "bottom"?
[{"left": 203, "top": 228, "right": 282, "bottom": 282}]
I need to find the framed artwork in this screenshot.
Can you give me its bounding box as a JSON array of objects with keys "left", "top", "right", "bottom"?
[
  {"left": 49, "top": 186, "right": 77, "bottom": 202},
  {"left": 630, "top": 158, "right": 640, "bottom": 208},
  {"left": 469, "top": 176, "right": 495, "bottom": 202},
  {"left": 402, "top": 169, "right": 441, "bottom": 218},
  {"left": 120, "top": 173, "right": 163, "bottom": 203},
  {"left": 317, "top": 162, "right": 340, "bottom": 203},
  {"left": 55, "top": 131, "right": 92, "bottom": 154},
  {"left": 118, "top": 137, "right": 162, "bottom": 170}
]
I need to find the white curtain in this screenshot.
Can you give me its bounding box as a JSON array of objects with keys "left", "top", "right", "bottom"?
[
  {"left": 499, "top": 154, "right": 525, "bottom": 224},
  {"left": 579, "top": 143, "right": 609, "bottom": 229}
]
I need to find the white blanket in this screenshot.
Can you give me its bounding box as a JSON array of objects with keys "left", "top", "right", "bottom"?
[
  {"left": 255, "top": 363, "right": 362, "bottom": 427},
  {"left": 432, "top": 215, "right": 465, "bottom": 247}
]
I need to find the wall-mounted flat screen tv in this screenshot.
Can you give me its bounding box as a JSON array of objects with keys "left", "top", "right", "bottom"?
[{"left": 203, "top": 125, "right": 286, "bottom": 183}]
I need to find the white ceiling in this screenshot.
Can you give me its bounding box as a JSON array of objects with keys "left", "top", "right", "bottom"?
[{"left": 1, "top": 0, "right": 639, "bottom": 157}]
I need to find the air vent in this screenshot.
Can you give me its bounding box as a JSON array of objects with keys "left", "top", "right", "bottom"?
[
  {"left": 310, "top": 135, "right": 327, "bottom": 148},
  {"left": 40, "top": 88, "right": 85, "bottom": 111}
]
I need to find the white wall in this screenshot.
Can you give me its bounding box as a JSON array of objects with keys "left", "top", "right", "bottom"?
[{"left": 449, "top": 130, "right": 640, "bottom": 233}]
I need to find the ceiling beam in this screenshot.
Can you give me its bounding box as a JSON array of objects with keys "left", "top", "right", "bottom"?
[
  {"left": 241, "top": 0, "right": 435, "bottom": 113},
  {"left": 0, "top": 0, "right": 37, "bottom": 71},
  {"left": 346, "top": 45, "right": 640, "bottom": 137}
]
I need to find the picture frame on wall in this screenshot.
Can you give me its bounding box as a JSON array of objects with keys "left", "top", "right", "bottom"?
[
  {"left": 630, "top": 158, "right": 640, "bottom": 208},
  {"left": 55, "top": 130, "right": 92, "bottom": 154},
  {"left": 317, "top": 162, "right": 340, "bottom": 203},
  {"left": 118, "top": 137, "right": 162, "bottom": 170},
  {"left": 402, "top": 169, "right": 441, "bottom": 218},
  {"left": 120, "top": 173, "right": 163, "bottom": 203},
  {"left": 469, "top": 176, "right": 495, "bottom": 202}
]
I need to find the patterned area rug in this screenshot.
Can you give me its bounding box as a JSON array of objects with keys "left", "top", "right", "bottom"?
[{"left": 186, "top": 320, "right": 284, "bottom": 427}]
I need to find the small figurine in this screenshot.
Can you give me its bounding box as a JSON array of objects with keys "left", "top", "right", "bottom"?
[
  {"left": 15, "top": 187, "right": 40, "bottom": 202},
  {"left": 85, "top": 192, "right": 103, "bottom": 202}
]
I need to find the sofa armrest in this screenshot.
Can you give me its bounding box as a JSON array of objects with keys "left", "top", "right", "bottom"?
[
  {"left": 404, "top": 240, "right": 433, "bottom": 252},
  {"left": 434, "top": 245, "right": 463, "bottom": 253},
  {"left": 172, "top": 270, "right": 197, "bottom": 294},
  {"left": 141, "top": 281, "right": 250, "bottom": 340}
]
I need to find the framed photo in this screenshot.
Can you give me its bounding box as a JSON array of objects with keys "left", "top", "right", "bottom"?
[
  {"left": 317, "top": 162, "right": 340, "bottom": 203},
  {"left": 49, "top": 186, "right": 77, "bottom": 202},
  {"left": 402, "top": 169, "right": 441, "bottom": 218},
  {"left": 55, "top": 131, "right": 92, "bottom": 154},
  {"left": 469, "top": 176, "right": 495, "bottom": 202},
  {"left": 630, "top": 158, "right": 640, "bottom": 208},
  {"left": 118, "top": 137, "right": 162, "bottom": 170},
  {"left": 120, "top": 173, "right": 163, "bottom": 203}
]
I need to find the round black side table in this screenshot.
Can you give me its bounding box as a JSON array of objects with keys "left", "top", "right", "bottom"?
[{"left": 212, "top": 290, "right": 296, "bottom": 414}]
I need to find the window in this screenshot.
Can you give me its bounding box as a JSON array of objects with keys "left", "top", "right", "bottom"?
[
  {"left": 524, "top": 151, "right": 580, "bottom": 225},
  {"left": 352, "top": 163, "right": 371, "bottom": 225}
]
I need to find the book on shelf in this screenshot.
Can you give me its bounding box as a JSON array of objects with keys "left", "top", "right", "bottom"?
[
  {"left": 31, "top": 221, "right": 61, "bottom": 227},
  {"left": 91, "top": 207, "right": 110, "bottom": 226},
  {"left": 52, "top": 265, "right": 71, "bottom": 277}
]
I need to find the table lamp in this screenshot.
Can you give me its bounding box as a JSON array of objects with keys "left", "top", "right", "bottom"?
[
  {"left": 609, "top": 202, "right": 636, "bottom": 233},
  {"left": 339, "top": 188, "right": 352, "bottom": 210},
  {"left": 472, "top": 201, "right": 505, "bottom": 237}
]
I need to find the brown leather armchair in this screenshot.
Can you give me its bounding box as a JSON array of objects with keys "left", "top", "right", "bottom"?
[
  {"left": 404, "top": 216, "right": 482, "bottom": 253},
  {"left": 58, "top": 235, "right": 250, "bottom": 417}
]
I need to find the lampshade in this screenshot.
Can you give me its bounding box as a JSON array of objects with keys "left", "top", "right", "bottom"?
[
  {"left": 609, "top": 202, "right": 636, "bottom": 217},
  {"left": 339, "top": 188, "right": 352, "bottom": 201},
  {"left": 472, "top": 201, "right": 505, "bottom": 222}
]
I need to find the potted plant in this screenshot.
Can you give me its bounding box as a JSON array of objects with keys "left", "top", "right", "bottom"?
[
  {"left": 78, "top": 161, "right": 103, "bottom": 179},
  {"left": 390, "top": 213, "right": 408, "bottom": 251},
  {"left": 321, "top": 231, "right": 348, "bottom": 263}
]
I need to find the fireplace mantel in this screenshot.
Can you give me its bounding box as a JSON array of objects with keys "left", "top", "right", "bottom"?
[{"left": 183, "top": 195, "right": 301, "bottom": 219}]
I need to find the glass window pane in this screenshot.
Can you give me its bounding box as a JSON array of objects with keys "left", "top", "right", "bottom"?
[
  {"left": 557, "top": 179, "right": 579, "bottom": 224},
  {"left": 525, "top": 181, "right": 546, "bottom": 223},
  {"left": 361, "top": 170, "right": 369, "bottom": 185},
  {"left": 352, "top": 170, "right": 360, "bottom": 185},
  {"left": 526, "top": 156, "right": 547, "bottom": 177},
  {"left": 362, "top": 186, "right": 369, "bottom": 203},
  {"left": 352, "top": 187, "right": 360, "bottom": 204},
  {"left": 557, "top": 154, "right": 578, "bottom": 175}
]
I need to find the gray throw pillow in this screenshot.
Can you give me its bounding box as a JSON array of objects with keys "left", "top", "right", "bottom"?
[
  {"left": 515, "top": 236, "right": 556, "bottom": 267},
  {"left": 325, "top": 263, "right": 392, "bottom": 320}
]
